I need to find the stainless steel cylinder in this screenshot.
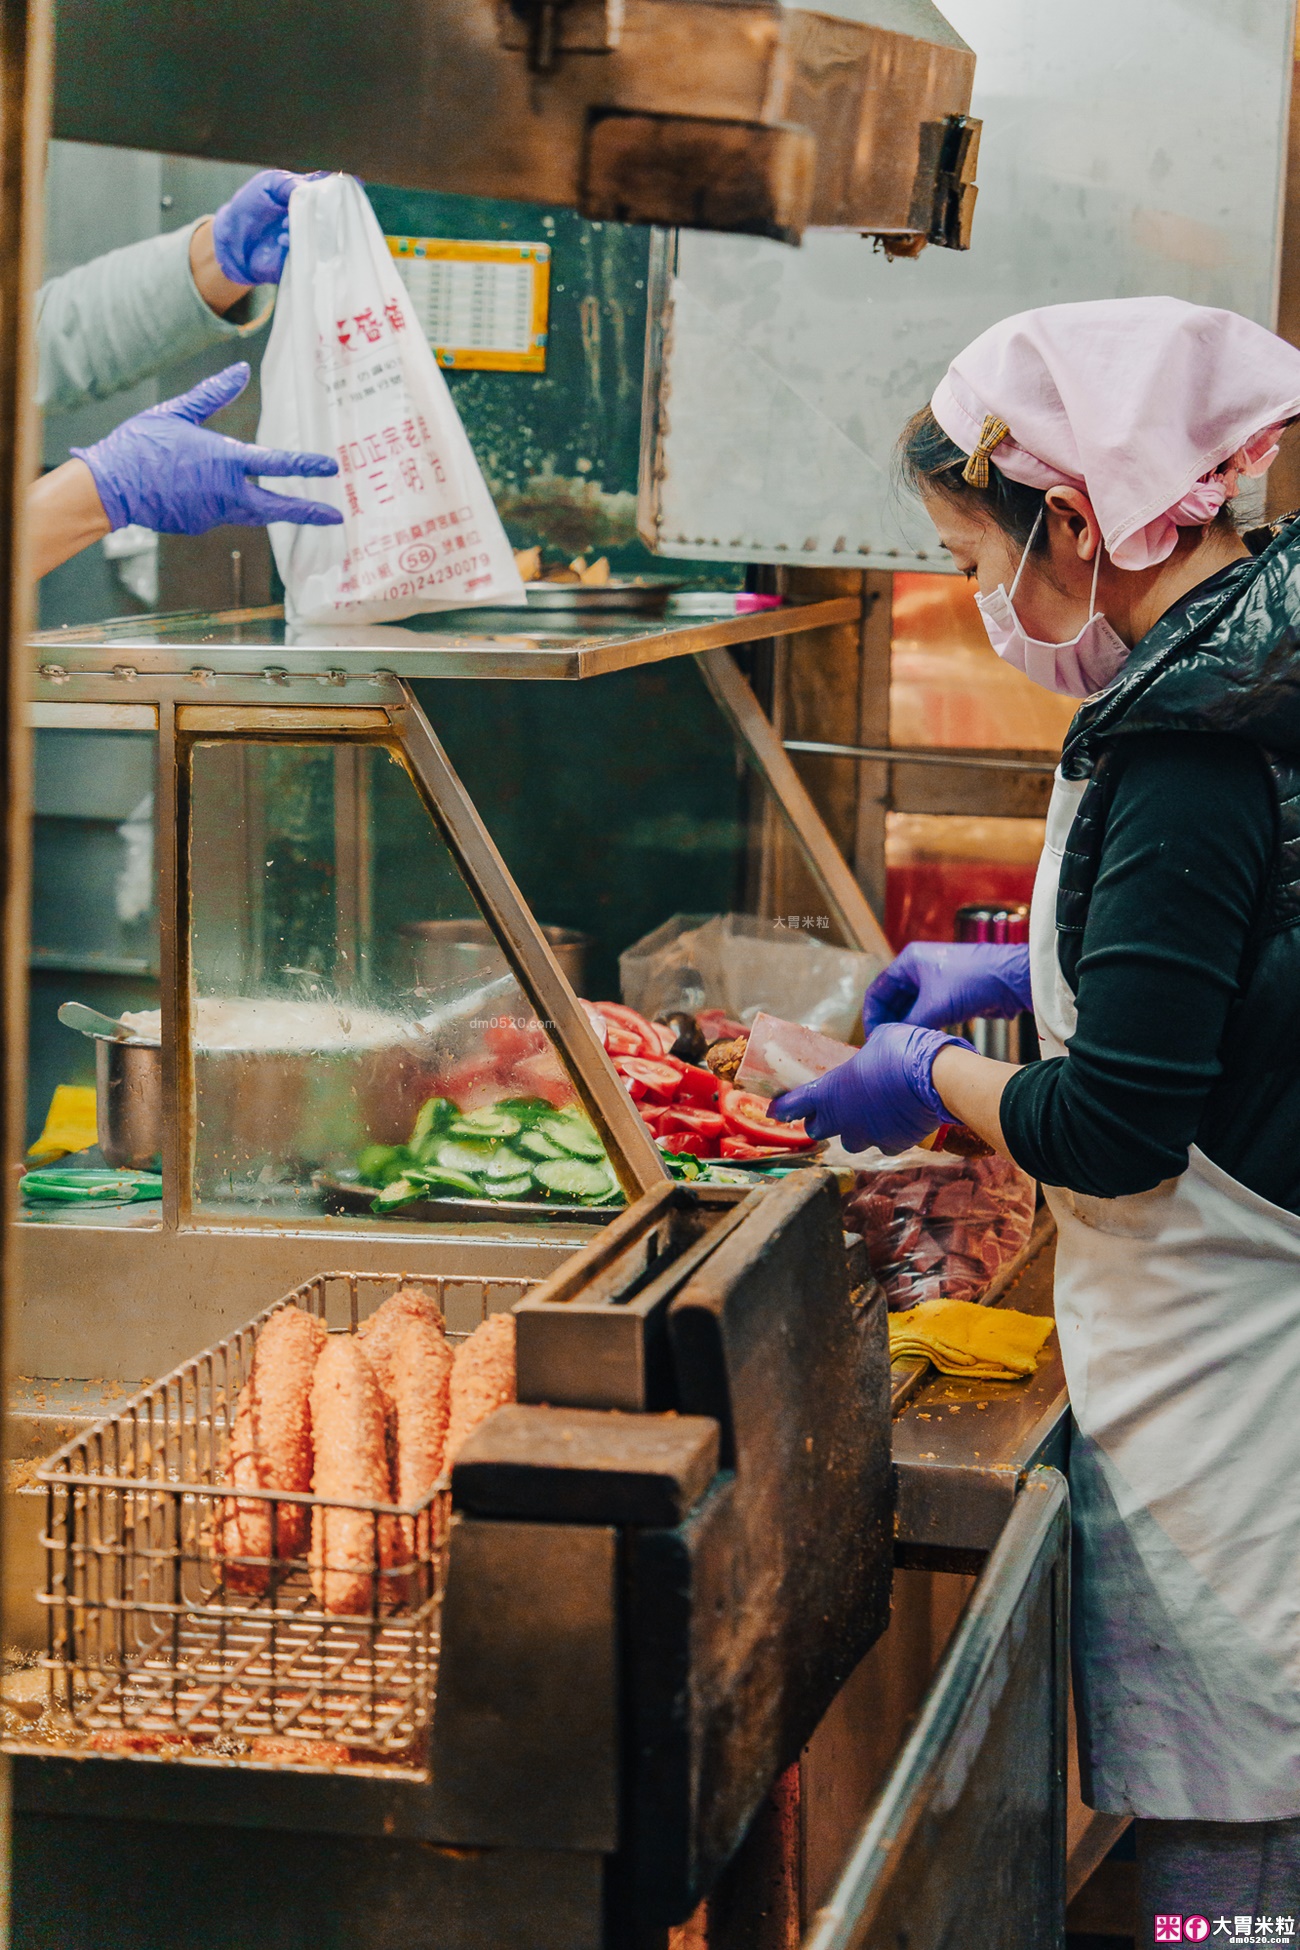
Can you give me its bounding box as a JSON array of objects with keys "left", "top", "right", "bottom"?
[
  {"left": 954, "top": 901, "right": 1034, "bottom": 1063},
  {"left": 95, "top": 1035, "right": 162, "bottom": 1169},
  {"left": 399, "top": 920, "right": 591, "bottom": 997}
]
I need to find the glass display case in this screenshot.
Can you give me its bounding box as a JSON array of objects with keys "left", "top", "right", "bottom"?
[{"left": 20, "top": 592, "right": 885, "bottom": 1373}]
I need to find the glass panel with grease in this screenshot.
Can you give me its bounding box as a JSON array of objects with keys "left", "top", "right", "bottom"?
[
  {"left": 27, "top": 723, "right": 160, "bottom": 1187},
  {"left": 185, "top": 738, "right": 615, "bottom": 1221}
]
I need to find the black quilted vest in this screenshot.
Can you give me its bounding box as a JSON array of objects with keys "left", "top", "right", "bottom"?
[{"left": 1053, "top": 519, "right": 1300, "bottom": 1146}]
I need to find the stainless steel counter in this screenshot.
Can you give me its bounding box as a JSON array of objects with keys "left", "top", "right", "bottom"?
[
  {"left": 30, "top": 596, "right": 860, "bottom": 696},
  {"left": 891, "top": 1210, "right": 1066, "bottom": 1571}
]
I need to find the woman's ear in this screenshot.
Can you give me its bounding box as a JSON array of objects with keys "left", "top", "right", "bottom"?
[{"left": 1044, "top": 485, "right": 1102, "bottom": 562}]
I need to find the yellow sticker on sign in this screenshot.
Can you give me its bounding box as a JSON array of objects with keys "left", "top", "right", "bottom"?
[{"left": 387, "top": 236, "right": 550, "bottom": 373}]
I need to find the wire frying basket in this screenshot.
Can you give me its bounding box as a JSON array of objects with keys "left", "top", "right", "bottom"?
[{"left": 36, "top": 1270, "right": 533, "bottom": 1759}]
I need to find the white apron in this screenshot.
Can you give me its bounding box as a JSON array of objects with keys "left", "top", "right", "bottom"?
[{"left": 1033, "top": 768, "right": 1300, "bottom": 1819}]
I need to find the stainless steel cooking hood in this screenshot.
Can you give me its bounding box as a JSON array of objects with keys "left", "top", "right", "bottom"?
[{"left": 51, "top": 0, "right": 978, "bottom": 247}]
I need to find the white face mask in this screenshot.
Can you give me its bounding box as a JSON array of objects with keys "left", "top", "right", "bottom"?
[{"left": 973, "top": 510, "right": 1130, "bottom": 699}]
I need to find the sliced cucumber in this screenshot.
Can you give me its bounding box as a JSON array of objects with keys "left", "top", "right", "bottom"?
[
  {"left": 481, "top": 1147, "right": 532, "bottom": 1181},
  {"left": 434, "top": 1139, "right": 497, "bottom": 1175},
  {"left": 538, "top": 1116, "right": 606, "bottom": 1162},
  {"left": 409, "top": 1096, "right": 459, "bottom": 1155},
  {"left": 450, "top": 1108, "right": 521, "bottom": 1140},
  {"left": 534, "top": 1157, "right": 618, "bottom": 1200},
  {"left": 357, "top": 1143, "right": 410, "bottom": 1188},
  {"left": 405, "top": 1165, "right": 484, "bottom": 1199},
  {"left": 372, "top": 1176, "right": 422, "bottom": 1210},
  {"left": 494, "top": 1096, "right": 553, "bottom": 1128},
  {"left": 482, "top": 1174, "right": 535, "bottom": 1201},
  {"left": 518, "top": 1128, "right": 564, "bottom": 1162}
]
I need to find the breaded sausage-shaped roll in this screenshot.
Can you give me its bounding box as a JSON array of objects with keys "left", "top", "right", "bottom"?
[
  {"left": 309, "top": 1336, "right": 396, "bottom": 1614},
  {"left": 389, "top": 1315, "right": 454, "bottom": 1562},
  {"left": 445, "top": 1311, "right": 516, "bottom": 1466},
  {"left": 358, "top": 1279, "right": 444, "bottom": 1404},
  {"left": 358, "top": 1283, "right": 444, "bottom": 1359},
  {"left": 217, "top": 1305, "right": 326, "bottom": 1595}
]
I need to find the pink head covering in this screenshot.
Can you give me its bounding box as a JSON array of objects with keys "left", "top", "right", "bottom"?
[{"left": 930, "top": 297, "right": 1300, "bottom": 570}]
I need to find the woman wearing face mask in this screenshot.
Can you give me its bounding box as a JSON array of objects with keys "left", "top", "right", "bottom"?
[{"left": 772, "top": 296, "right": 1300, "bottom": 1932}]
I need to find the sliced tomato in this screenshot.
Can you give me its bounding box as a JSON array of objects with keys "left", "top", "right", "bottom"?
[
  {"left": 591, "top": 1001, "right": 660, "bottom": 1054},
  {"left": 658, "top": 1106, "right": 727, "bottom": 1141},
  {"left": 696, "top": 1007, "right": 747, "bottom": 1044},
  {"left": 719, "top": 1135, "right": 780, "bottom": 1162},
  {"left": 637, "top": 1102, "right": 668, "bottom": 1128},
  {"left": 720, "top": 1087, "right": 816, "bottom": 1151},
  {"left": 647, "top": 1019, "right": 679, "bottom": 1056},
  {"left": 612, "top": 1055, "right": 682, "bottom": 1103},
  {"left": 604, "top": 1023, "right": 644, "bottom": 1057},
  {"left": 669, "top": 1061, "right": 720, "bottom": 1108},
  {"left": 484, "top": 1017, "right": 545, "bottom": 1061},
  {"left": 657, "top": 1130, "right": 713, "bottom": 1158},
  {"left": 580, "top": 1000, "right": 610, "bottom": 1048}
]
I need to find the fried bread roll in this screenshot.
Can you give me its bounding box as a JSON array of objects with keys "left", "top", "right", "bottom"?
[
  {"left": 357, "top": 1283, "right": 444, "bottom": 1374},
  {"left": 445, "top": 1311, "right": 516, "bottom": 1466},
  {"left": 360, "top": 1291, "right": 453, "bottom": 1574},
  {"left": 371, "top": 1316, "right": 453, "bottom": 1498},
  {"left": 217, "top": 1305, "right": 326, "bottom": 1595},
  {"left": 385, "top": 1315, "right": 455, "bottom": 1573},
  {"left": 309, "top": 1336, "right": 396, "bottom": 1614}
]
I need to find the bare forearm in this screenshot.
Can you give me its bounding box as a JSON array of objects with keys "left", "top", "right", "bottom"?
[
  {"left": 29, "top": 460, "right": 110, "bottom": 578},
  {"left": 188, "top": 217, "right": 252, "bottom": 318},
  {"left": 931, "top": 1045, "right": 1021, "bottom": 1161}
]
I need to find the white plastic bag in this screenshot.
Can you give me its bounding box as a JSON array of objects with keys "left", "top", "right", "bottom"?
[
  {"left": 257, "top": 175, "right": 525, "bottom": 625},
  {"left": 619, "top": 912, "right": 884, "bottom": 1042}
]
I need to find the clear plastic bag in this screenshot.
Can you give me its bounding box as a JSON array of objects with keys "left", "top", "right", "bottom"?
[
  {"left": 619, "top": 913, "right": 883, "bottom": 1042},
  {"left": 843, "top": 1147, "right": 1035, "bottom": 1311},
  {"left": 257, "top": 174, "right": 524, "bottom": 625}
]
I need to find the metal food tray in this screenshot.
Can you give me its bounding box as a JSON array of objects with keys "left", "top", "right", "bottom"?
[
  {"left": 520, "top": 576, "right": 683, "bottom": 612},
  {"left": 314, "top": 1169, "right": 622, "bottom": 1226},
  {"left": 36, "top": 1270, "right": 534, "bottom": 1762}
]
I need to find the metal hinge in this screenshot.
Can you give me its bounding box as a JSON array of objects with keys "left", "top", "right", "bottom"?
[
  {"left": 497, "top": 0, "right": 623, "bottom": 72},
  {"left": 928, "top": 113, "right": 981, "bottom": 251}
]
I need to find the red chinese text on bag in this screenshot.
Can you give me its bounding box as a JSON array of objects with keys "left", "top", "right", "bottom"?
[{"left": 257, "top": 174, "right": 525, "bottom": 625}]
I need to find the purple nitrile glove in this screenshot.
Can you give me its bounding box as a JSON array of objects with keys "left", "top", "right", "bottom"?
[
  {"left": 862, "top": 942, "right": 1033, "bottom": 1037},
  {"left": 71, "top": 364, "right": 342, "bottom": 535},
  {"left": 770, "top": 1022, "right": 973, "bottom": 1155},
  {"left": 211, "top": 169, "right": 327, "bottom": 286}
]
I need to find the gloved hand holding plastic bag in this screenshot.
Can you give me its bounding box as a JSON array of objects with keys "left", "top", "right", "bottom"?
[{"left": 257, "top": 174, "right": 525, "bottom": 625}]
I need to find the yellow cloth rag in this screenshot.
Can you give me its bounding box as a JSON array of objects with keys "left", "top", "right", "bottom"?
[
  {"left": 888, "top": 1299, "right": 1055, "bottom": 1381},
  {"left": 28, "top": 1083, "right": 98, "bottom": 1161}
]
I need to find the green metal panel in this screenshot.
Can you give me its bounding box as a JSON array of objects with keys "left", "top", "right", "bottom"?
[{"left": 365, "top": 185, "right": 662, "bottom": 575}]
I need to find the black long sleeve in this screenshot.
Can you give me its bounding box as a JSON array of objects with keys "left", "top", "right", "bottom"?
[{"left": 1000, "top": 732, "right": 1276, "bottom": 1199}]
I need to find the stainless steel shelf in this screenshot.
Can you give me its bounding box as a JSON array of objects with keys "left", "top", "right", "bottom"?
[{"left": 30, "top": 597, "right": 860, "bottom": 697}]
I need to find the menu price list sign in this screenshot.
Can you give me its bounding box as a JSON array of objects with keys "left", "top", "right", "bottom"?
[{"left": 387, "top": 237, "right": 550, "bottom": 372}]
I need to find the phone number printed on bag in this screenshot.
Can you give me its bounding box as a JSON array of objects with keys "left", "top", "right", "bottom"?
[{"left": 337, "top": 505, "right": 489, "bottom": 600}]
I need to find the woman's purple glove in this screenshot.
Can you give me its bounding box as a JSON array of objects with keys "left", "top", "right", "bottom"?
[
  {"left": 770, "top": 1023, "right": 973, "bottom": 1155},
  {"left": 211, "top": 170, "right": 324, "bottom": 286},
  {"left": 862, "top": 942, "right": 1032, "bottom": 1036},
  {"left": 71, "top": 364, "right": 342, "bottom": 535}
]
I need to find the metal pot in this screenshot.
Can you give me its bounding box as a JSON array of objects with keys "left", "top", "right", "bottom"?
[
  {"left": 95, "top": 1035, "right": 162, "bottom": 1170},
  {"left": 399, "top": 920, "right": 590, "bottom": 997}
]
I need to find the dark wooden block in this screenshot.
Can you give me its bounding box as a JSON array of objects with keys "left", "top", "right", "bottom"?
[
  {"left": 452, "top": 1403, "right": 721, "bottom": 1526},
  {"left": 515, "top": 1186, "right": 756, "bottom": 1412},
  {"left": 623, "top": 1169, "right": 894, "bottom": 1922},
  {"left": 427, "top": 1519, "right": 619, "bottom": 1851}
]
